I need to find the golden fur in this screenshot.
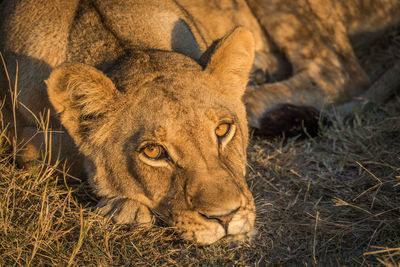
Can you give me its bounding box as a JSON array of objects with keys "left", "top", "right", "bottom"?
[{"left": 0, "top": 0, "right": 399, "bottom": 244}]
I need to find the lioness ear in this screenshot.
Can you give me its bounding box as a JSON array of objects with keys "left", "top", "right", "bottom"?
[
  {"left": 204, "top": 27, "right": 255, "bottom": 98},
  {"left": 46, "top": 63, "right": 120, "bottom": 145}
]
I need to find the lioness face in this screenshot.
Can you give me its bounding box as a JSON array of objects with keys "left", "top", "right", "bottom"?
[
  {"left": 107, "top": 70, "right": 254, "bottom": 244},
  {"left": 47, "top": 28, "right": 255, "bottom": 244}
]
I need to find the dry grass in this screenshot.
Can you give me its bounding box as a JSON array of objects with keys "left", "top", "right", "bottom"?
[
  {"left": 247, "top": 97, "right": 400, "bottom": 265},
  {"left": 1, "top": 25, "right": 400, "bottom": 267}
]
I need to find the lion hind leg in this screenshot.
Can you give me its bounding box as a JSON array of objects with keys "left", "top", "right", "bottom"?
[
  {"left": 245, "top": 0, "right": 371, "bottom": 136},
  {"left": 335, "top": 61, "right": 400, "bottom": 115}
]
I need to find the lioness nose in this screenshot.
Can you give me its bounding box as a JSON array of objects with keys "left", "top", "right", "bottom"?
[
  {"left": 186, "top": 189, "right": 242, "bottom": 218},
  {"left": 185, "top": 168, "right": 243, "bottom": 221}
]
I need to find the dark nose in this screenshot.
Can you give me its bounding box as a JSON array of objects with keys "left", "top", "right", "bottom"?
[{"left": 185, "top": 177, "right": 243, "bottom": 217}]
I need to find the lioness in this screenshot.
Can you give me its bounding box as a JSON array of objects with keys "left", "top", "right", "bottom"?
[{"left": 0, "top": 0, "right": 399, "bottom": 244}]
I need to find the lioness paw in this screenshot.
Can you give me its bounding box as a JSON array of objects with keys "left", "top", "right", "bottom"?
[{"left": 98, "top": 198, "right": 153, "bottom": 225}]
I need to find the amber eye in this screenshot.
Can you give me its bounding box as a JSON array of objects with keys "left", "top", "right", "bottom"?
[
  {"left": 142, "top": 144, "right": 164, "bottom": 160},
  {"left": 215, "top": 123, "right": 231, "bottom": 137}
]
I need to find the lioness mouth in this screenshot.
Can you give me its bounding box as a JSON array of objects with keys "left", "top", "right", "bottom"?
[{"left": 199, "top": 207, "right": 240, "bottom": 233}]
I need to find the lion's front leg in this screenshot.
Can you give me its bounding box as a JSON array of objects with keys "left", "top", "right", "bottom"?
[
  {"left": 6, "top": 125, "right": 86, "bottom": 177},
  {"left": 98, "top": 197, "right": 154, "bottom": 225}
]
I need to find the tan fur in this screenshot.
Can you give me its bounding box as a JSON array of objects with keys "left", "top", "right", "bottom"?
[{"left": 0, "top": 0, "right": 399, "bottom": 244}]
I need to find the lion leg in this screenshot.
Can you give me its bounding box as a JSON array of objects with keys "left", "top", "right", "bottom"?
[
  {"left": 245, "top": 0, "right": 370, "bottom": 136},
  {"left": 8, "top": 125, "right": 85, "bottom": 178},
  {"left": 335, "top": 61, "right": 400, "bottom": 114},
  {"left": 97, "top": 197, "right": 153, "bottom": 225}
]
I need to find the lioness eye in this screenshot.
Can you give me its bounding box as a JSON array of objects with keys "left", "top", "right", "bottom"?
[
  {"left": 215, "top": 123, "right": 231, "bottom": 137},
  {"left": 142, "top": 144, "right": 164, "bottom": 160}
]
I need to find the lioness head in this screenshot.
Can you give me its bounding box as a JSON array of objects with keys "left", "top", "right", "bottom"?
[{"left": 46, "top": 28, "right": 255, "bottom": 244}]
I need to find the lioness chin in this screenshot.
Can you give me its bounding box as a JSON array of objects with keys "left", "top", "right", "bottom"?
[{"left": 1, "top": 0, "right": 399, "bottom": 244}]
